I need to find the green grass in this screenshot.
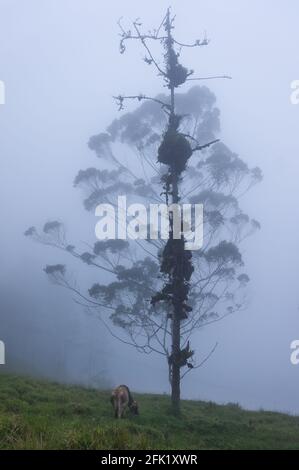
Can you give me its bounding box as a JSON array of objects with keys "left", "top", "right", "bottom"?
[{"left": 0, "top": 374, "right": 298, "bottom": 449}]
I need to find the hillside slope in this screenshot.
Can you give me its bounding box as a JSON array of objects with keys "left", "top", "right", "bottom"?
[{"left": 0, "top": 374, "right": 298, "bottom": 450}]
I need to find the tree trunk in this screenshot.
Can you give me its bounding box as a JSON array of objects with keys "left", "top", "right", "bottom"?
[
  {"left": 166, "top": 9, "right": 186, "bottom": 416},
  {"left": 171, "top": 304, "right": 181, "bottom": 414},
  {"left": 170, "top": 174, "right": 181, "bottom": 415}
]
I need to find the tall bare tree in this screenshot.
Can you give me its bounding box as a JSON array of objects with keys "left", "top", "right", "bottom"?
[{"left": 26, "top": 9, "right": 262, "bottom": 414}]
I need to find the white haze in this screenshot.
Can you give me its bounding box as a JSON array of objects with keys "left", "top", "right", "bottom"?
[{"left": 0, "top": 0, "right": 299, "bottom": 413}]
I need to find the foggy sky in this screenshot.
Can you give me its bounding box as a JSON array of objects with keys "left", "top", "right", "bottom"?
[{"left": 0, "top": 0, "right": 299, "bottom": 413}]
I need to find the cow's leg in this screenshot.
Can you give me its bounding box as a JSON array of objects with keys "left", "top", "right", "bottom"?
[
  {"left": 114, "top": 405, "right": 118, "bottom": 419},
  {"left": 111, "top": 396, "right": 118, "bottom": 418},
  {"left": 121, "top": 402, "right": 128, "bottom": 418},
  {"left": 117, "top": 397, "right": 123, "bottom": 419}
]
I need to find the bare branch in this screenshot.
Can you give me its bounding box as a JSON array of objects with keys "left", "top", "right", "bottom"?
[
  {"left": 181, "top": 342, "right": 218, "bottom": 380},
  {"left": 172, "top": 38, "right": 209, "bottom": 48},
  {"left": 192, "top": 139, "right": 220, "bottom": 153},
  {"left": 187, "top": 75, "right": 232, "bottom": 81},
  {"left": 113, "top": 94, "right": 171, "bottom": 112}
]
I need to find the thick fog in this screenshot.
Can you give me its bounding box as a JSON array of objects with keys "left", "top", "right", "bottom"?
[{"left": 1, "top": 0, "right": 299, "bottom": 413}]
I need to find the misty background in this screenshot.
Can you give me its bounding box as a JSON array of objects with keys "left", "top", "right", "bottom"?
[{"left": 0, "top": 0, "right": 299, "bottom": 413}]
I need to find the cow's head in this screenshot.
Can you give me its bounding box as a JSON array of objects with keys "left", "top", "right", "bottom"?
[{"left": 129, "top": 400, "right": 139, "bottom": 415}]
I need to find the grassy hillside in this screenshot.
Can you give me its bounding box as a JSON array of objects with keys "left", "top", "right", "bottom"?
[{"left": 0, "top": 374, "right": 298, "bottom": 450}]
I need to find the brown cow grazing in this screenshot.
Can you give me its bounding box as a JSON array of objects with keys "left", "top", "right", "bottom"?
[{"left": 110, "top": 385, "right": 139, "bottom": 419}]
